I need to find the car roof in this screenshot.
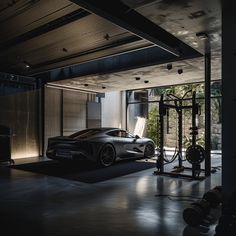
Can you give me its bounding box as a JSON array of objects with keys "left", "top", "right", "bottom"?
[
  {"left": 90, "top": 128, "right": 132, "bottom": 135},
  {"left": 89, "top": 127, "right": 120, "bottom": 132}
]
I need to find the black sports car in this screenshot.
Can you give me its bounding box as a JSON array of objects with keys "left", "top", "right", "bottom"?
[{"left": 46, "top": 128, "right": 156, "bottom": 167}]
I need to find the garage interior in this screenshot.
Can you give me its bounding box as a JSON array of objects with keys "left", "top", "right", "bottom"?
[{"left": 0, "top": 0, "right": 234, "bottom": 235}]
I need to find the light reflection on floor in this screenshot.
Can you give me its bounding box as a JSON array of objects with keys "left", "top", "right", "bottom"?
[{"left": 0, "top": 154, "right": 221, "bottom": 236}]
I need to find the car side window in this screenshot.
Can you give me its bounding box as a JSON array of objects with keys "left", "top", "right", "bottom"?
[
  {"left": 120, "top": 131, "right": 134, "bottom": 138},
  {"left": 110, "top": 130, "right": 126, "bottom": 137},
  {"left": 126, "top": 132, "right": 135, "bottom": 138},
  {"left": 107, "top": 130, "right": 135, "bottom": 138},
  {"left": 107, "top": 131, "right": 119, "bottom": 137},
  {"left": 119, "top": 131, "right": 126, "bottom": 137}
]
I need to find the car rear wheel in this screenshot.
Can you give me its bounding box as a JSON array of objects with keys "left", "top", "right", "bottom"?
[
  {"left": 144, "top": 142, "right": 155, "bottom": 158},
  {"left": 99, "top": 144, "right": 116, "bottom": 167}
]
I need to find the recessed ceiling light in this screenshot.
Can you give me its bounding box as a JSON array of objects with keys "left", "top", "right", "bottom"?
[
  {"left": 9, "top": 74, "right": 16, "bottom": 81},
  {"left": 178, "top": 69, "right": 183, "bottom": 74},
  {"left": 196, "top": 32, "right": 208, "bottom": 40},
  {"left": 104, "top": 34, "right": 110, "bottom": 40},
  {"left": 23, "top": 61, "right": 30, "bottom": 68},
  {"left": 167, "top": 63, "right": 172, "bottom": 70}
]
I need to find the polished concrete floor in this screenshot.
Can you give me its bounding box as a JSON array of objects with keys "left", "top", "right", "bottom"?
[{"left": 0, "top": 155, "right": 222, "bottom": 236}]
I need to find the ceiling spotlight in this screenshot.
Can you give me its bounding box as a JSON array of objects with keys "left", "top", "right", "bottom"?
[
  {"left": 144, "top": 80, "right": 149, "bottom": 83},
  {"left": 178, "top": 69, "right": 183, "bottom": 74},
  {"left": 104, "top": 33, "right": 110, "bottom": 40},
  {"left": 135, "top": 77, "right": 141, "bottom": 81},
  {"left": 84, "top": 84, "right": 88, "bottom": 87},
  {"left": 196, "top": 32, "right": 208, "bottom": 40},
  {"left": 23, "top": 61, "right": 31, "bottom": 68},
  {"left": 167, "top": 63, "right": 172, "bottom": 70}
]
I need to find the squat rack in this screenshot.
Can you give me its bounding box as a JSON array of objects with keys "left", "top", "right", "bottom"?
[{"left": 155, "top": 91, "right": 210, "bottom": 180}]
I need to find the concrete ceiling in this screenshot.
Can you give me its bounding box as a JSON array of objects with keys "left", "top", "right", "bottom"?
[
  {"left": 0, "top": 0, "right": 221, "bottom": 92},
  {"left": 47, "top": 57, "right": 206, "bottom": 93}
]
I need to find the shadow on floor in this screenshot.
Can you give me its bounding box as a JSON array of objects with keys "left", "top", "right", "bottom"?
[{"left": 9, "top": 159, "right": 156, "bottom": 183}]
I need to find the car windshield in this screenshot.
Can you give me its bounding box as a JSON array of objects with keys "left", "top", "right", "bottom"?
[{"left": 69, "top": 129, "right": 101, "bottom": 139}]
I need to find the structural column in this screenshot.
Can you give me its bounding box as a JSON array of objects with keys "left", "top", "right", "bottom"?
[
  {"left": 222, "top": 1, "right": 236, "bottom": 196},
  {"left": 205, "top": 52, "right": 211, "bottom": 176}
]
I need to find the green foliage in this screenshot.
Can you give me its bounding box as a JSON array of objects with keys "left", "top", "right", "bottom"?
[
  {"left": 150, "top": 83, "right": 205, "bottom": 99},
  {"left": 148, "top": 83, "right": 206, "bottom": 147},
  {"left": 211, "top": 81, "right": 222, "bottom": 96},
  {"left": 146, "top": 106, "right": 159, "bottom": 147},
  {"left": 183, "top": 131, "right": 205, "bottom": 148},
  {"left": 211, "top": 81, "right": 222, "bottom": 123},
  {"left": 146, "top": 81, "right": 222, "bottom": 149}
]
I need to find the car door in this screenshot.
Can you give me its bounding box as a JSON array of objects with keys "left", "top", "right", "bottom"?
[
  {"left": 107, "top": 130, "right": 143, "bottom": 158},
  {"left": 107, "top": 130, "right": 135, "bottom": 158},
  {"left": 106, "top": 130, "right": 124, "bottom": 158},
  {"left": 119, "top": 130, "right": 143, "bottom": 158}
]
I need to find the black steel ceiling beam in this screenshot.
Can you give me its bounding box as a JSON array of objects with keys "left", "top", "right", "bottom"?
[
  {"left": 69, "top": 0, "right": 191, "bottom": 57},
  {"left": 0, "top": 72, "right": 36, "bottom": 84},
  {"left": 34, "top": 44, "right": 202, "bottom": 84},
  {"left": 0, "top": 8, "right": 91, "bottom": 51}
]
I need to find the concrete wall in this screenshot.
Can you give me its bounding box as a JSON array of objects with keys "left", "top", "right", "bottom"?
[
  {"left": 44, "top": 87, "right": 96, "bottom": 154},
  {"left": 44, "top": 88, "right": 61, "bottom": 152},
  {"left": 101, "top": 91, "right": 126, "bottom": 129},
  {"left": 63, "top": 91, "right": 87, "bottom": 136},
  {"left": 0, "top": 90, "right": 39, "bottom": 159}
]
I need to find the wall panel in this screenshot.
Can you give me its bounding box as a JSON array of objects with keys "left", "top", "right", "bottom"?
[
  {"left": 44, "top": 87, "right": 61, "bottom": 153},
  {"left": 101, "top": 91, "right": 122, "bottom": 128},
  {"left": 0, "top": 90, "right": 39, "bottom": 159},
  {"left": 44, "top": 88, "right": 97, "bottom": 154},
  {"left": 87, "top": 102, "right": 101, "bottom": 128},
  {"left": 63, "top": 91, "right": 87, "bottom": 136}
]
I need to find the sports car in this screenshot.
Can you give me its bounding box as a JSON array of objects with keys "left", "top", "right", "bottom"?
[{"left": 46, "top": 127, "right": 156, "bottom": 167}]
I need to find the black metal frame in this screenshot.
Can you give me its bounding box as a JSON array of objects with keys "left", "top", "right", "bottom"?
[
  {"left": 155, "top": 91, "right": 208, "bottom": 180},
  {"left": 70, "top": 0, "right": 186, "bottom": 56},
  {"left": 204, "top": 52, "right": 211, "bottom": 176}
]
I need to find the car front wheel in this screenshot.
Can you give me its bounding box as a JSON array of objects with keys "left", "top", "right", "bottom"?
[
  {"left": 144, "top": 142, "right": 155, "bottom": 158},
  {"left": 99, "top": 144, "right": 116, "bottom": 167}
]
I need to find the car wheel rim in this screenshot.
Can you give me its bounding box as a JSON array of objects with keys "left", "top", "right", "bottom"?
[
  {"left": 100, "top": 146, "right": 115, "bottom": 166},
  {"left": 145, "top": 144, "right": 155, "bottom": 158}
]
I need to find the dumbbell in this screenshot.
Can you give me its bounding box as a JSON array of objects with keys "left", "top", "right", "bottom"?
[
  {"left": 183, "top": 186, "right": 222, "bottom": 227},
  {"left": 203, "top": 186, "right": 222, "bottom": 208},
  {"left": 183, "top": 199, "right": 211, "bottom": 227}
]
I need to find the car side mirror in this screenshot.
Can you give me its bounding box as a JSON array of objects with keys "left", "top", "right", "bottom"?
[{"left": 135, "top": 135, "right": 140, "bottom": 139}]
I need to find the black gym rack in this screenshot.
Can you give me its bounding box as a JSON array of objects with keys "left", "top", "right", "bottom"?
[{"left": 154, "top": 91, "right": 209, "bottom": 180}]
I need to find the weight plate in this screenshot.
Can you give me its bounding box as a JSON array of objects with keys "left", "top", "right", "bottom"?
[{"left": 186, "top": 145, "right": 205, "bottom": 164}]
